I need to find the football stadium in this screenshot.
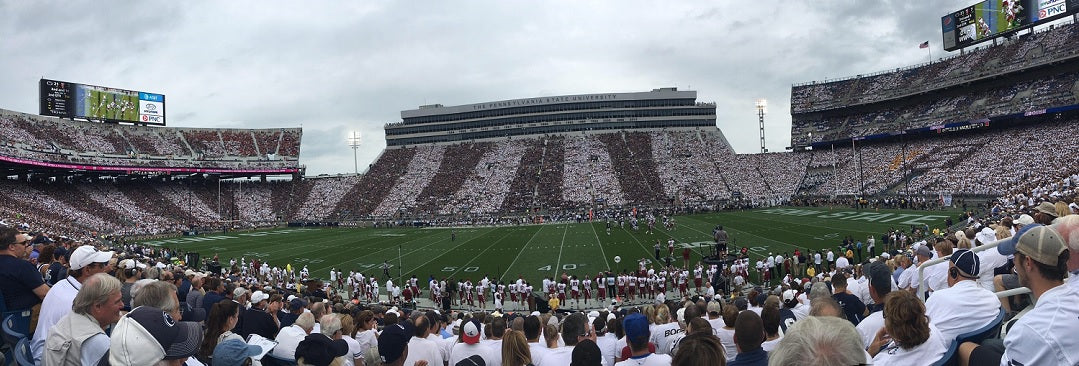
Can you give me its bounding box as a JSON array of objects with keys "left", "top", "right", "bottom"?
[{"left": 2, "top": 2, "right": 1079, "bottom": 366}]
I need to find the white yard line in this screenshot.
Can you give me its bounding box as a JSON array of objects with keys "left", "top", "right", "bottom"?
[
  {"left": 589, "top": 223, "right": 612, "bottom": 271},
  {"left": 499, "top": 226, "right": 548, "bottom": 282},
  {"left": 554, "top": 225, "right": 569, "bottom": 276}
]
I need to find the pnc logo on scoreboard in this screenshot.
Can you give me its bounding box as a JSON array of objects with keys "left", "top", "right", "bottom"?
[{"left": 141, "top": 115, "right": 163, "bottom": 123}]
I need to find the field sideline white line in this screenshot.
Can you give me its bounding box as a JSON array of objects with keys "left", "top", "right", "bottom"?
[
  {"left": 499, "top": 226, "right": 548, "bottom": 282},
  {"left": 554, "top": 225, "right": 569, "bottom": 277},
  {"left": 588, "top": 223, "right": 611, "bottom": 271}
]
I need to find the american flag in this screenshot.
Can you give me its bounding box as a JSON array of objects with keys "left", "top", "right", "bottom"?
[{"left": 919, "top": 41, "right": 929, "bottom": 49}]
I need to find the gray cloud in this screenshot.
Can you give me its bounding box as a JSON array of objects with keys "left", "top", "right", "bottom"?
[{"left": 0, "top": 1, "right": 1004, "bottom": 174}]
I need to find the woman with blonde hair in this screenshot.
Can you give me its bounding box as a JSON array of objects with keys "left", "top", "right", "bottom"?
[
  {"left": 502, "top": 329, "right": 533, "bottom": 366},
  {"left": 340, "top": 314, "right": 362, "bottom": 366}
]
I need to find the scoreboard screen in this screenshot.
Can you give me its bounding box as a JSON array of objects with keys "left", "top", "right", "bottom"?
[
  {"left": 39, "top": 79, "right": 165, "bottom": 126},
  {"left": 943, "top": 0, "right": 1079, "bottom": 51}
]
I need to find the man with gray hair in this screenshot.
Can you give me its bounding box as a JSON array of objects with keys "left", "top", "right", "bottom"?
[
  {"left": 132, "top": 280, "right": 181, "bottom": 321},
  {"left": 768, "top": 316, "right": 869, "bottom": 366},
  {"left": 272, "top": 312, "right": 315, "bottom": 360},
  {"left": 34, "top": 245, "right": 114, "bottom": 363},
  {"left": 43, "top": 273, "right": 124, "bottom": 366},
  {"left": 538, "top": 313, "right": 600, "bottom": 366}
]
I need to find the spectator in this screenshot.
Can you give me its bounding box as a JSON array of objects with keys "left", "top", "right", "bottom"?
[
  {"left": 855, "top": 261, "right": 893, "bottom": 348},
  {"left": 924, "top": 249, "right": 999, "bottom": 340},
  {"left": 593, "top": 315, "right": 617, "bottom": 366},
  {"left": 538, "top": 313, "right": 594, "bottom": 366},
  {"left": 297, "top": 330, "right": 351, "bottom": 366},
  {"left": 403, "top": 312, "right": 443, "bottom": 366},
  {"left": 727, "top": 310, "right": 767, "bottom": 366},
  {"left": 572, "top": 338, "right": 603, "bottom": 366},
  {"left": 867, "top": 291, "right": 946, "bottom": 365},
  {"left": 830, "top": 272, "right": 866, "bottom": 326},
  {"left": 212, "top": 338, "right": 263, "bottom": 366},
  {"left": 502, "top": 329, "right": 533, "bottom": 366},
  {"left": 239, "top": 290, "right": 279, "bottom": 340},
  {"left": 524, "top": 315, "right": 550, "bottom": 365},
  {"left": 808, "top": 297, "right": 843, "bottom": 318},
  {"left": 715, "top": 304, "right": 739, "bottom": 359},
  {"left": 109, "top": 305, "right": 204, "bottom": 366},
  {"left": 42, "top": 273, "right": 122, "bottom": 366},
  {"left": 759, "top": 297, "right": 783, "bottom": 352},
  {"left": 280, "top": 297, "right": 307, "bottom": 328},
  {"left": 33, "top": 244, "right": 114, "bottom": 362},
  {"left": 198, "top": 300, "right": 243, "bottom": 364},
  {"left": 185, "top": 273, "right": 206, "bottom": 312},
  {"left": 483, "top": 315, "right": 508, "bottom": 360},
  {"left": 131, "top": 280, "right": 182, "bottom": 321},
  {"left": 649, "top": 304, "right": 681, "bottom": 355},
  {"left": 273, "top": 312, "right": 315, "bottom": 360},
  {"left": 201, "top": 277, "right": 227, "bottom": 311},
  {"left": 0, "top": 227, "right": 48, "bottom": 311},
  {"left": 670, "top": 332, "right": 724, "bottom": 366},
  {"left": 339, "top": 314, "right": 363, "bottom": 366},
  {"left": 768, "top": 316, "right": 868, "bottom": 366},
  {"left": 451, "top": 319, "right": 497, "bottom": 366},
  {"left": 354, "top": 310, "right": 380, "bottom": 355},
  {"left": 614, "top": 313, "right": 670, "bottom": 366},
  {"left": 960, "top": 225, "right": 1079, "bottom": 366}
]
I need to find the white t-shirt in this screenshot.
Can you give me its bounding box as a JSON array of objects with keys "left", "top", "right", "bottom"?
[
  {"left": 528, "top": 341, "right": 551, "bottom": 365},
  {"left": 976, "top": 249, "right": 1009, "bottom": 292},
  {"left": 649, "top": 322, "right": 684, "bottom": 354},
  {"left": 856, "top": 311, "right": 885, "bottom": 349},
  {"left": 922, "top": 262, "right": 949, "bottom": 292},
  {"left": 715, "top": 327, "right": 737, "bottom": 359},
  {"left": 449, "top": 342, "right": 497, "bottom": 366},
  {"left": 896, "top": 265, "right": 917, "bottom": 290},
  {"left": 404, "top": 336, "right": 445, "bottom": 366},
  {"left": 613, "top": 353, "right": 672, "bottom": 366},
  {"left": 540, "top": 345, "right": 612, "bottom": 366},
  {"left": 761, "top": 336, "right": 783, "bottom": 352},
  {"left": 272, "top": 325, "right": 308, "bottom": 359},
  {"left": 1001, "top": 285, "right": 1079, "bottom": 366},
  {"left": 354, "top": 329, "right": 378, "bottom": 353},
  {"left": 836, "top": 257, "right": 850, "bottom": 269},
  {"left": 596, "top": 334, "right": 619, "bottom": 366},
  {"left": 342, "top": 336, "right": 363, "bottom": 366},
  {"left": 871, "top": 325, "right": 947, "bottom": 366},
  {"left": 924, "top": 280, "right": 1000, "bottom": 340}
]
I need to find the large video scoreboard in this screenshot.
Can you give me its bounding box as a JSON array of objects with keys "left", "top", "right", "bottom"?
[
  {"left": 39, "top": 79, "right": 166, "bottom": 126},
  {"left": 943, "top": 0, "right": 1079, "bottom": 51}
]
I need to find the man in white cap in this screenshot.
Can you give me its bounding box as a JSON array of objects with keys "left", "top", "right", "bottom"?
[
  {"left": 109, "top": 305, "right": 204, "bottom": 366},
  {"left": 32, "top": 244, "right": 114, "bottom": 363},
  {"left": 239, "top": 290, "right": 278, "bottom": 340}
]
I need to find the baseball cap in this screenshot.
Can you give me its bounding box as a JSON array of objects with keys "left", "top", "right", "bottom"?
[
  {"left": 378, "top": 322, "right": 414, "bottom": 364},
  {"left": 295, "top": 334, "right": 349, "bottom": 366},
  {"left": 623, "top": 313, "right": 649, "bottom": 344},
  {"left": 213, "top": 338, "right": 262, "bottom": 366},
  {"left": 781, "top": 289, "right": 797, "bottom": 302},
  {"left": 289, "top": 298, "right": 309, "bottom": 311},
  {"left": 110, "top": 306, "right": 204, "bottom": 365},
  {"left": 706, "top": 301, "right": 722, "bottom": 314},
  {"left": 915, "top": 245, "right": 933, "bottom": 257},
  {"left": 461, "top": 320, "right": 481, "bottom": 344},
  {"left": 998, "top": 225, "right": 1067, "bottom": 265},
  {"left": 120, "top": 259, "right": 147, "bottom": 270},
  {"left": 1014, "top": 214, "right": 1035, "bottom": 226},
  {"left": 949, "top": 249, "right": 980, "bottom": 278},
  {"left": 233, "top": 287, "right": 248, "bottom": 299},
  {"left": 1034, "top": 202, "right": 1058, "bottom": 217},
  {"left": 250, "top": 291, "right": 269, "bottom": 304},
  {"left": 69, "top": 245, "right": 114, "bottom": 270}
]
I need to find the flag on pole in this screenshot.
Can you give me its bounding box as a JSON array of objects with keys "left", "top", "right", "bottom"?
[{"left": 919, "top": 41, "right": 929, "bottom": 49}]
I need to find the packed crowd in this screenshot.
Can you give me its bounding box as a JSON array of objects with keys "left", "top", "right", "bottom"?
[
  {"left": 791, "top": 20, "right": 1079, "bottom": 113},
  {"left": 0, "top": 108, "right": 301, "bottom": 170},
  {"left": 563, "top": 135, "right": 627, "bottom": 207},
  {"left": 3, "top": 195, "right": 1078, "bottom": 365}
]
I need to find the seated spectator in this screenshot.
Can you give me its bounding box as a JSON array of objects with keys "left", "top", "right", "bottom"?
[
  {"left": 524, "top": 315, "right": 551, "bottom": 365},
  {"left": 279, "top": 297, "right": 307, "bottom": 328},
  {"left": 867, "top": 291, "right": 947, "bottom": 365},
  {"left": 109, "top": 305, "right": 204, "bottom": 366},
  {"left": 830, "top": 272, "right": 866, "bottom": 326},
  {"left": 727, "top": 311, "right": 767, "bottom": 366},
  {"left": 808, "top": 297, "right": 843, "bottom": 318},
  {"left": 43, "top": 273, "right": 123, "bottom": 366},
  {"left": 273, "top": 312, "right": 315, "bottom": 360},
  {"left": 960, "top": 225, "right": 1079, "bottom": 366},
  {"left": 670, "top": 332, "right": 724, "bottom": 366},
  {"left": 212, "top": 338, "right": 263, "bottom": 366},
  {"left": 131, "top": 280, "right": 182, "bottom": 321},
  {"left": 0, "top": 227, "right": 49, "bottom": 311},
  {"left": 924, "top": 249, "right": 1000, "bottom": 340},
  {"left": 572, "top": 339, "right": 603, "bottom": 366},
  {"left": 198, "top": 300, "right": 243, "bottom": 363},
  {"left": 403, "top": 312, "right": 443, "bottom": 366},
  {"left": 714, "top": 304, "right": 739, "bottom": 359},
  {"left": 239, "top": 291, "right": 279, "bottom": 340},
  {"left": 297, "top": 329, "right": 351, "bottom": 366},
  {"left": 759, "top": 297, "right": 783, "bottom": 352},
  {"left": 614, "top": 313, "right": 671, "bottom": 366},
  {"left": 379, "top": 320, "right": 414, "bottom": 366},
  {"left": 856, "top": 262, "right": 893, "bottom": 348},
  {"left": 33, "top": 244, "right": 114, "bottom": 363},
  {"left": 768, "top": 316, "right": 869, "bottom": 366},
  {"left": 451, "top": 319, "right": 497, "bottom": 366}
]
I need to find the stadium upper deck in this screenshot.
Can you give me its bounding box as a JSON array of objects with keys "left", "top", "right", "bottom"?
[
  {"left": 0, "top": 107, "right": 301, "bottom": 175},
  {"left": 384, "top": 88, "right": 717, "bottom": 146},
  {"left": 790, "top": 20, "right": 1079, "bottom": 148}
]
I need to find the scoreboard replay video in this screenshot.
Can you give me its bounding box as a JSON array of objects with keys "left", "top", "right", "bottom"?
[{"left": 39, "top": 79, "right": 166, "bottom": 126}]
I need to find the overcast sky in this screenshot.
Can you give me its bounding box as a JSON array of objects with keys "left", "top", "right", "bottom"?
[{"left": 0, "top": 1, "right": 1006, "bottom": 175}]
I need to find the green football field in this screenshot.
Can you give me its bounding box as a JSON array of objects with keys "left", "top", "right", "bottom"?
[{"left": 139, "top": 207, "right": 961, "bottom": 286}]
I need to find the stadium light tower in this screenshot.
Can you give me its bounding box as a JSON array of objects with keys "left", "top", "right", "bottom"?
[
  {"left": 348, "top": 131, "right": 362, "bottom": 175},
  {"left": 755, "top": 99, "right": 767, "bottom": 153}
]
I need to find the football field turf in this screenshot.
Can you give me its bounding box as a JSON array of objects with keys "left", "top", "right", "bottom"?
[{"left": 141, "top": 207, "right": 961, "bottom": 286}]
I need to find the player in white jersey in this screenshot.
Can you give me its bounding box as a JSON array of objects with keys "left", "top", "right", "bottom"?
[
  {"left": 582, "top": 277, "right": 592, "bottom": 304},
  {"left": 570, "top": 276, "right": 580, "bottom": 306},
  {"left": 556, "top": 281, "right": 567, "bottom": 304},
  {"left": 693, "top": 264, "right": 704, "bottom": 293},
  {"left": 596, "top": 273, "right": 607, "bottom": 301},
  {"left": 493, "top": 289, "right": 503, "bottom": 311},
  {"left": 521, "top": 282, "right": 532, "bottom": 308}
]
